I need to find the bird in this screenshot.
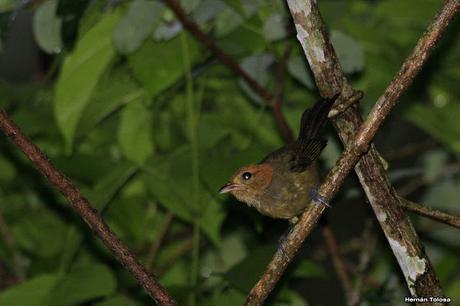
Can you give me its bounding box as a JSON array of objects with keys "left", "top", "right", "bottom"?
[{"left": 219, "top": 94, "right": 338, "bottom": 224}]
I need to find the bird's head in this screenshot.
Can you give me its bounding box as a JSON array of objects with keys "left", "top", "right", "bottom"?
[{"left": 219, "top": 164, "right": 273, "bottom": 205}]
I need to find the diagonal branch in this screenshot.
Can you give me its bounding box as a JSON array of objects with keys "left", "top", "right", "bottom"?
[
  {"left": 0, "top": 111, "right": 178, "bottom": 306},
  {"left": 399, "top": 197, "right": 460, "bottom": 229},
  {"left": 245, "top": 0, "right": 460, "bottom": 304}
]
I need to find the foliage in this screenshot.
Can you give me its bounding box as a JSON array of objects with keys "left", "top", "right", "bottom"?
[{"left": 0, "top": 0, "right": 459, "bottom": 305}]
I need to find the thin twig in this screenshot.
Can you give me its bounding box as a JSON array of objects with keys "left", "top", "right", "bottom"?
[
  {"left": 0, "top": 111, "right": 178, "bottom": 306},
  {"left": 245, "top": 1, "right": 460, "bottom": 304},
  {"left": 321, "top": 226, "right": 354, "bottom": 305},
  {"left": 385, "top": 140, "right": 438, "bottom": 162},
  {"left": 398, "top": 197, "right": 460, "bottom": 229},
  {"left": 146, "top": 212, "right": 175, "bottom": 269}
]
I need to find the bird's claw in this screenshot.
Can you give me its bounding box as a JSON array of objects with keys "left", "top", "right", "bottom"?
[
  {"left": 277, "top": 224, "right": 294, "bottom": 261},
  {"left": 309, "top": 188, "right": 331, "bottom": 208}
]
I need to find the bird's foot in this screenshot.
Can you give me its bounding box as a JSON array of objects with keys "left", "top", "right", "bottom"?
[
  {"left": 328, "top": 90, "right": 363, "bottom": 118},
  {"left": 309, "top": 188, "right": 331, "bottom": 208},
  {"left": 277, "top": 223, "right": 294, "bottom": 260}
]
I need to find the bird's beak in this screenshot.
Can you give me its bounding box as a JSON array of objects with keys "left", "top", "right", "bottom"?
[{"left": 219, "top": 183, "right": 241, "bottom": 194}]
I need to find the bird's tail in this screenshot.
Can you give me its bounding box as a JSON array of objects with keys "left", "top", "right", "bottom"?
[{"left": 298, "top": 93, "right": 339, "bottom": 142}]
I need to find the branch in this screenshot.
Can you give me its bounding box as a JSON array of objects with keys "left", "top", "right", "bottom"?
[
  {"left": 245, "top": 0, "right": 460, "bottom": 304},
  {"left": 399, "top": 197, "right": 460, "bottom": 229},
  {"left": 0, "top": 111, "right": 178, "bottom": 306}
]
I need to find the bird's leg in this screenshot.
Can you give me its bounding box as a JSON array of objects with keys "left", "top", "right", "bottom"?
[
  {"left": 309, "top": 188, "right": 331, "bottom": 208},
  {"left": 328, "top": 90, "right": 363, "bottom": 118},
  {"left": 278, "top": 219, "right": 297, "bottom": 260}
]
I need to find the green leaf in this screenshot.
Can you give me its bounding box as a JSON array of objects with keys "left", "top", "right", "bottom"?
[
  {"left": 292, "top": 260, "right": 325, "bottom": 279},
  {"left": 225, "top": 244, "right": 276, "bottom": 292},
  {"left": 128, "top": 33, "right": 200, "bottom": 97},
  {"left": 54, "top": 10, "right": 121, "bottom": 152},
  {"left": 239, "top": 53, "right": 274, "bottom": 103},
  {"left": 59, "top": 163, "right": 137, "bottom": 271},
  {"left": 214, "top": 6, "right": 244, "bottom": 37},
  {"left": 180, "top": 0, "right": 201, "bottom": 13},
  {"left": 220, "top": 0, "right": 246, "bottom": 17},
  {"left": 12, "top": 210, "right": 68, "bottom": 258},
  {"left": 204, "top": 289, "right": 246, "bottom": 306},
  {"left": 287, "top": 55, "right": 314, "bottom": 89},
  {"left": 114, "top": 0, "right": 164, "bottom": 54},
  {"left": 118, "top": 98, "right": 155, "bottom": 165},
  {"left": 0, "top": 156, "right": 16, "bottom": 182},
  {"left": 145, "top": 147, "right": 225, "bottom": 244},
  {"left": 77, "top": 66, "right": 144, "bottom": 137},
  {"left": 262, "top": 13, "right": 286, "bottom": 42},
  {"left": 274, "top": 287, "right": 309, "bottom": 306},
  {"left": 44, "top": 264, "right": 116, "bottom": 306},
  {"left": 33, "top": 0, "right": 62, "bottom": 54},
  {"left": 330, "top": 30, "right": 365, "bottom": 74},
  {"left": 405, "top": 103, "right": 460, "bottom": 157},
  {"left": 0, "top": 274, "right": 59, "bottom": 306},
  {"left": 87, "top": 163, "right": 138, "bottom": 209},
  {"left": 95, "top": 295, "right": 139, "bottom": 306},
  {"left": 422, "top": 150, "right": 448, "bottom": 182}
]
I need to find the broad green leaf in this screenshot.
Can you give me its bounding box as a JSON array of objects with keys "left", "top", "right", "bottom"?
[
  {"left": 12, "top": 210, "right": 68, "bottom": 258},
  {"left": 145, "top": 147, "right": 225, "bottom": 244},
  {"left": 422, "top": 150, "right": 448, "bottom": 182},
  {"left": 118, "top": 98, "right": 154, "bottom": 165},
  {"left": 287, "top": 55, "right": 314, "bottom": 89},
  {"left": 263, "top": 13, "right": 286, "bottom": 42},
  {"left": 225, "top": 244, "right": 275, "bottom": 292},
  {"left": 447, "top": 279, "right": 460, "bottom": 304},
  {"left": 200, "top": 231, "right": 248, "bottom": 289},
  {"left": 114, "top": 0, "right": 164, "bottom": 54},
  {"left": 44, "top": 264, "right": 116, "bottom": 306},
  {"left": 215, "top": 6, "right": 244, "bottom": 37},
  {"left": 204, "top": 289, "right": 246, "bottom": 306},
  {"left": 423, "top": 179, "right": 460, "bottom": 214},
  {"left": 220, "top": 0, "right": 245, "bottom": 16},
  {"left": 192, "top": 0, "right": 226, "bottom": 24},
  {"left": 292, "top": 260, "right": 326, "bottom": 279},
  {"left": 0, "top": 156, "right": 16, "bottom": 182},
  {"left": 59, "top": 163, "right": 137, "bottom": 271},
  {"left": 239, "top": 53, "right": 274, "bottom": 103},
  {"left": 128, "top": 33, "right": 200, "bottom": 97},
  {"left": 330, "top": 30, "right": 364, "bottom": 74},
  {"left": 0, "top": 274, "right": 59, "bottom": 306},
  {"left": 180, "top": 0, "right": 201, "bottom": 13},
  {"left": 33, "top": 0, "right": 62, "bottom": 54},
  {"left": 77, "top": 66, "right": 144, "bottom": 138},
  {"left": 95, "top": 295, "right": 139, "bottom": 306},
  {"left": 405, "top": 103, "right": 460, "bottom": 157},
  {"left": 274, "top": 288, "right": 309, "bottom": 306},
  {"left": 216, "top": 16, "right": 266, "bottom": 55},
  {"left": 54, "top": 10, "right": 121, "bottom": 151}
]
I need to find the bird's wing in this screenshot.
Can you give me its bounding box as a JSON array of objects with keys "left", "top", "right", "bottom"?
[{"left": 288, "top": 138, "right": 327, "bottom": 172}]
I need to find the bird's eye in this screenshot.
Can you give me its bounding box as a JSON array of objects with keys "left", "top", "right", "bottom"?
[{"left": 242, "top": 172, "right": 252, "bottom": 180}]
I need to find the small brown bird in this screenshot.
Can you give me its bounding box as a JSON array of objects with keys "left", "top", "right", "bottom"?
[{"left": 219, "top": 95, "right": 338, "bottom": 223}]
